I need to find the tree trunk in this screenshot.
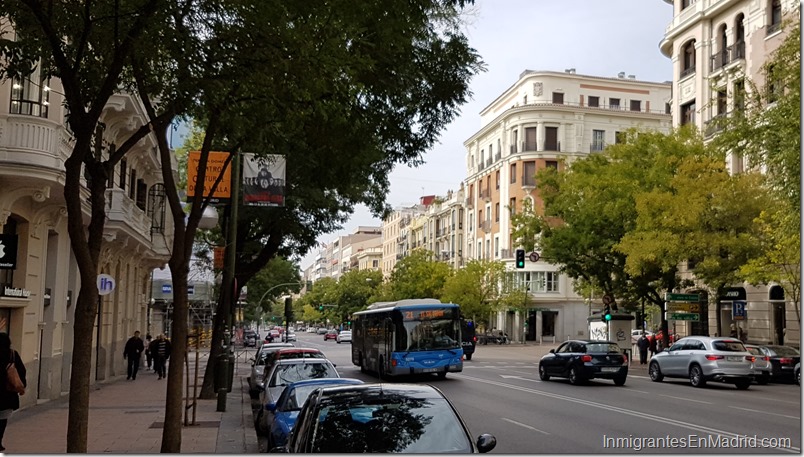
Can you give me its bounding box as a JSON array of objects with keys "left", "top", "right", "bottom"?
[
  {"left": 199, "top": 299, "right": 225, "bottom": 399},
  {"left": 161, "top": 263, "right": 189, "bottom": 452}
]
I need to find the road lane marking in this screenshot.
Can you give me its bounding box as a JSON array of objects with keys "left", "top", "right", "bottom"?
[
  {"left": 454, "top": 373, "right": 800, "bottom": 453},
  {"left": 659, "top": 394, "right": 712, "bottom": 404},
  {"left": 501, "top": 417, "right": 550, "bottom": 435},
  {"left": 628, "top": 389, "right": 651, "bottom": 394},
  {"left": 728, "top": 406, "right": 800, "bottom": 420},
  {"left": 500, "top": 375, "right": 540, "bottom": 382}
]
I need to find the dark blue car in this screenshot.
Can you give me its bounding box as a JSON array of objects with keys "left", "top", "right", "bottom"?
[{"left": 266, "top": 378, "right": 364, "bottom": 448}]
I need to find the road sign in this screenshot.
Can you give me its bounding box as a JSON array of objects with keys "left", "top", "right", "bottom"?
[
  {"left": 667, "top": 303, "right": 701, "bottom": 313},
  {"left": 732, "top": 300, "right": 747, "bottom": 320},
  {"left": 602, "top": 294, "right": 614, "bottom": 305},
  {"left": 97, "top": 274, "right": 116, "bottom": 296},
  {"left": 668, "top": 312, "right": 699, "bottom": 321},
  {"left": 529, "top": 252, "right": 540, "bottom": 262},
  {"left": 665, "top": 293, "right": 700, "bottom": 302}
]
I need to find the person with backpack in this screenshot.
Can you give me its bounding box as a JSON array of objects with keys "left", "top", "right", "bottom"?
[{"left": 0, "top": 332, "right": 26, "bottom": 452}]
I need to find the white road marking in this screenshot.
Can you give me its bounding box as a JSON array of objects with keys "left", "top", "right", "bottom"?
[
  {"left": 728, "top": 406, "right": 800, "bottom": 420},
  {"left": 500, "top": 375, "right": 540, "bottom": 382},
  {"left": 658, "top": 394, "right": 712, "bottom": 404},
  {"left": 501, "top": 417, "right": 550, "bottom": 435}
]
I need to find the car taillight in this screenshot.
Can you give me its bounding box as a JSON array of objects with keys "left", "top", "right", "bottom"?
[
  {"left": 580, "top": 355, "right": 592, "bottom": 362},
  {"left": 473, "top": 336, "right": 477, "bottom": 342},
  {"left": 779, "top": 358, "right": 794, "bottom": 365},
  {"left": 705, "top": 354, "right": 724, "bottom": 361},
  {"left": 763, "top": 356, "right": 770, "bottom": 362},
  {"left": 744, "top": 356, "right": 755, "bottom": 362},
  {"left": 622, "top": 354, "right": 628, "bottom": 364}
]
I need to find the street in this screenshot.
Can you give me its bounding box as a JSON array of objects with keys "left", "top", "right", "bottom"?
[{"left": 252, "top": 332, "right": 801, "bottom": 454}]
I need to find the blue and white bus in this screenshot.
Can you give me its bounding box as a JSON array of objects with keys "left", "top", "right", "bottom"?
[{"left": 351, "top": 299, "right": 464, "bottom": 379}]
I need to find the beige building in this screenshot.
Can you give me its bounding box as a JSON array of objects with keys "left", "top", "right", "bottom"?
[
  {"left": 0, "top": 75, "right": 174, "bottom": 404},
  {"left": 380, "top": 206, "right": 424, "bottom": 277},
  {"left": 309, "top": 226, "right": 382, "bottom": 282},
  {"left": 660, "top": 0, "right": 799, "bottom": 345},
  {"left": 463, "top": 69, "right": 672, "bottom": 342},
  {"left": 421, "top": 188, "right": 466, "bottom": 269}
]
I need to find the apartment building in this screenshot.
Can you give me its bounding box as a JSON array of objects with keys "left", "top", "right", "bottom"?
[
  {"left": 420, "top": 188, "right": 466, "bottom": 270},
  {"left": 380, "top": 205, "right": 425, "bottom": 277},
  {"left": 660, "top": 0, "right": 799, "bottom": 345},
  {"left": 309, "top": 226, "right": 382, "bottom": 281},
  {"left": 0, "top": 76, "right": 174, "bottom": 404},
  {"left": 464, "top": 69, "right": 672, "bottom": 342}
]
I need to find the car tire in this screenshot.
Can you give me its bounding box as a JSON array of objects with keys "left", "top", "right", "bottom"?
[
  {"left": 757, "top": 374, "right": 770, "bottom": 385},
  {"left": 569, "top": 366, "right": 584, "bottom": 385},
  {"left": 613, "top": 375, "right": 626, "bottom": 386},
  {"left": 255, "top": 409, "right": 267, "bottom": 436},
  {"left": 797, "top": 369, "right": 801, "bottom": 386},
  {"left": 689, "top": 364, "right": 706, "bottom": 387},
  {"left": 735, "top": 380, "right": 751, "bottom": 390},
  {"left": 538, "top": 364, "right": 550, "bottom": 381},
  {"left": 436, "top": 371, "right": 447, "bottom": 379},
  {"left": 337, "top": 340, "right": 341, "bottom": 344},
  {"left": 649, "top": 361, "right": 663, "bottom": 382}
]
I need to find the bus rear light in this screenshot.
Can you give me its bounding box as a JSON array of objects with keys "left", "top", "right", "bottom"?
[{"left": 391, "top": 359, "right": 398, "bottom": 367}]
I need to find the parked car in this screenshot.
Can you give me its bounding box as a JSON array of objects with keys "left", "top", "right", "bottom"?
[
  {"left": 261, "top": 348, "right": 328, "bottom": 384},
  {"left": 243, "top": 329, "right": 259, "bottom": 347},
  {"left": 324, "top": 330, "right": 338, "bottom": 341},
  {"left": 336, "top": 330, "right": 352, "bottom": 344},
  {"left": 282, "top": 331, "right": 297, "bottom": 342},
  {"left": 256, "top": 358, "right": 340, "bottom": 436},
  {"left": 744, "top": 344, "right": 771, "bottom": 385},
  {"left": 648, "top": 336, "right": 753, "bottom": 389},
  {"left": 266, "top": 378, "right": 364, "bottom": 448},
  {"left": 538, "top": 340, "right": 628, "bottom": 386},
  {"left": 317, "top": 327, "right": 328, "bottom": 335},
  {"left": 275, "top": 383, "right": 497, "bottom": 453},
  {"left": 753, "top": 345, "right": 801, "bottom": 382},
  {"left": 249, "top": 343, "right": 294, "bottom": 397},
  {"left": 795, "top": 362, "right": 800, "bottom": 385}
]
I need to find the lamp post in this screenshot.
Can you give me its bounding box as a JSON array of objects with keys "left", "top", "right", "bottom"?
[{"left": 256, "top": 281, "right": 304, "bottom": 314}]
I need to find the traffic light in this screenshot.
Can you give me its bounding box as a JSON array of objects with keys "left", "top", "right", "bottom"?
[
  {"left": 318, "top": 305, "right": 324, "bottom": 311},
  {"left": 284, "top": 297, "right": 294, "bottom": 321},
  {"left": 515, "top": 249, "right": 526, "bottom": 268},
  {"left": 601, "top": 305, "right": 612, "bottom": 322}
]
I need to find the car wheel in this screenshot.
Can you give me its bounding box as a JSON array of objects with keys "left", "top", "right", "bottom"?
[
  {"left": 538, "top": 364, "right": 550, "bottom": 381},
  {"left": 757, "top": 374, "right": 770, "bottom": 385},
  {"left": 649, "top": 361, "right": 663, "bottom": 382},
  {"left": 569, "top": 366, "right": 584, "bottom": 385},
  {"left": 613, "top": 375, "right": 626, "bottom": 386},
  {"left": 436, "top": 371, "right": 447, "bottom": 379},
  {"left": 337, "top": 340, "right": 341, "bottom": 344},
  {"left": 689, "top": 364, "right": 706, "bottom": 387},
  {"left": 254, "top": 409, "right": 267, "bottom": 436},
  {"left": 735, "top": 380, "right": 751, "bottom": 390}
]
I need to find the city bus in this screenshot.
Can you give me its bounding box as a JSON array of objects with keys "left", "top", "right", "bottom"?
[{"left": 351, "top": 299, "right": 464, "bottom": 379}]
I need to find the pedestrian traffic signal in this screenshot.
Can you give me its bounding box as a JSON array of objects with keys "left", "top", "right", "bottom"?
[
  {"left": 515, "top": 249, "right": 526, "bottom": 268},
  {"left": 601, "top": 305, "right": 612, "bottom": 322}
]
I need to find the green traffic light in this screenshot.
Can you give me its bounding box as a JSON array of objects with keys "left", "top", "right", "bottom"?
[{"left": 604, "top": 313, "right": 612, "bottom": 321}]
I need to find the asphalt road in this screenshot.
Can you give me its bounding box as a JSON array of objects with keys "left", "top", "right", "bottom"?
[{"left": 251, "top": 332, "right": 801, "bottom": 454}]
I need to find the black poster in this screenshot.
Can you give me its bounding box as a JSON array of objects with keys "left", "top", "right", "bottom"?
[{"left": 0, "top": 235, "right": 18, "bottom": 270}]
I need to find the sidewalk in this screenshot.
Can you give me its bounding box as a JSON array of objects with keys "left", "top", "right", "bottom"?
[{"left": 3, "top": 349, "right": 258, "bottom": 454}]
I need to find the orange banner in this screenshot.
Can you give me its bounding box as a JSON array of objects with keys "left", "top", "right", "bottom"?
[
  {"left": 213, "top": 246, "right": 225, "bottom": 270},
  {"left": 186, "top": 151, "right": 232, "bottom": 203}
]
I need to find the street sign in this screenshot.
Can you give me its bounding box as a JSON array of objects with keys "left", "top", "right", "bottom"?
[
  {"left": 529, "top": 252, "right": 540, "bottom": 262},
  {"left": 602, "top": 294, "right": 614, "bottom": 305},
  {"left": 668, "top": 312, "right": 699, "bottom": 321},
  {"left": 665, "top": 293, "right": 700, "bottom": 302},
  {"left": 732, "top": 300, "right": 747, "bottom": 320},
  {"left": 666, "top": 303, "right": 701, "bottom": 313}
]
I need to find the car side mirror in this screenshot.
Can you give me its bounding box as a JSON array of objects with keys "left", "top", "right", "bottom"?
[
  {"left": 549, "top": 349, "right": 555, "bottom": 354},
  {"left": 476, "top": 434, "right": 497, "bottom": 453},
  {"left": 266, "top": 402, "right": 277, "bottom": 412}
]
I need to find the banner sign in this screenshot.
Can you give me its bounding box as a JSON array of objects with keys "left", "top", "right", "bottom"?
[
  {"left": 186, "top": 151, "right": 232, "bottom": 204},
  {"left": 243, "top": 154, "right": 286, "bottom": 207},
  {"left": 0, "top": 234, "right": 18, "bottom": 270}
]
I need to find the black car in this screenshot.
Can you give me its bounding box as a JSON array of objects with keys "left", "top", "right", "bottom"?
[
  {"left": 539, "top": 339, "right": 628, "bottom": 386},
  {"left": 755, "top": 345, "right": 800, "bottom": 382},
  {"left": 244, "top": 329, "right": 259, "bottom": 347},
  {"left": 272, "top": 383, "right": 496, "bottom": 453}
]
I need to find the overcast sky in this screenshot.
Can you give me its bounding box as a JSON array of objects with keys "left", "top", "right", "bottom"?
[{"left": 298, "top": 0, "right": 675, "bottom": 270}]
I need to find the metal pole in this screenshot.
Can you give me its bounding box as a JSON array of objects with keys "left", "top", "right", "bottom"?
[
  {"left": 192, "top": 327, "right": 199, "bottom": 425},
  {"left": 95, "top": 295, "right": 102, "bottom": 381}
]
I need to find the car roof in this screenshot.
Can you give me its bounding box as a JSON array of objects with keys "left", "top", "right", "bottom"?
[
  {"left": 287, "top": 378, "right": 363, "bottom": 389},
  {"left": 676, "top": 336, "right": 742, "bottom": 342},
  {"left": 262, "top": 342, "right": 294, "bottom": 348},
  {"left": 312, "top": 383, "right": 445, "bottom": 400},
  {"left": 275, "top": 357, "right": 332, "bottom": 365},
  {"left": 565, "top": 339, "right": 617, "bottom": 344},
  {"left": 276, "top": 347, "right": 324, "bottom": 354}
]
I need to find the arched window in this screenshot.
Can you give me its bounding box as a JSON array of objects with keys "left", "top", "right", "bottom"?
[
  {"left": 681, "top": 40, "right": 696, "bottom": 77},
  {"left": 768, "top": 0, "right": 782, "bottom": 35},
  {"left": 734, "top": 14, "right": 746, "bottom": 59}
]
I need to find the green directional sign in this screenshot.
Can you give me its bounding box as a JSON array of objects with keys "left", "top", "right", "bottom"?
[
  {"left": 667, "top": 303, "right": 701, "bottom": 313},
  {"left": 668, "top": 312, "right": 700, "bottom": 321},
  {"left": 665, "top": 293, "right": 700, "bottom": 303}
]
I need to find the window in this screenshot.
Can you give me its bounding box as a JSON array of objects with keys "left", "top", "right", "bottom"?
[
  {"left": 495, "top": 170, "right": 500, "bottom": 189},
  {"left": 545, "top": 160, "right": 558, "bottom": 170},
  {"left": 136, "top": 180, "right": 147, "bottom": 210},
  {"left": 509, "top": 198, "right": 516, "bottom": 215},
  {"left": 630, "top": 100, "right": 642, "bottom": 112},
  {"left": 544, "top": 127, "right": 558, "bottom": 151},
  {"left": 522, "top": 161, "right": 536, "bottom": 186},
  {"left": 524, "top": 127, "right": 537, "bottom": 151},
  {"left": 768, "top": 0, "right": 782, "bottom": 34},
  {"left": 0, "top": 218, "right": 18, "bottom": 288},
  {"left": 478, "top": 210, "right": 482, "bottom": 228},
  {"left": 495, "top": 202, "right": 500, "bottom": 222},
  {"left": 615, "top": 131, "right": 626, "bottom": 144},
  {"left": 716, "top": 90, "right": 727, "bottom": 115},
  {"left": 552, "top": 92, "right": 564, "bottom": 104},
  {"left": 609, "top": 98, "right": 620, "bottom": 109},
  {"left": 588, "top": 96, "right": 600, "bottom": 107},
  {"left": 532, "top": 271, "right": 559, "bottom": 293},
  {"left": 119, "top": 159, "right": 127, "bottom": 190},
  {"left": 511, "top": 130, "right": 518, "bottom": 153},
  {"left": 767, "top": 65, "right": 782, "bottom": 103},
  {"left": 372, "top": 260, "right": 379, "bottom": 268},
  {"left": 733, "top": 79, "right": 745, "bottom": 113},
  {"left": 681, "top": 0, "right": 693, "bottom": 10},
  {"left": 510, "top": 164, "right": 517, "bottom": 183},
  {"left": 681, "top": 40, "right": 696, "bottom": 77},
  {"left": 592, "top": 129, "right": 605, "bottom": 151},
  {"left": 129, "top": 169, "right": 137, "bottom": 199},
  {"left": 494, "top": 237, "right": 499, "bottom": 257},
  {"left": 681, "top": 101, "right": 696, "bottom": 126},
  {"left": 10, "top": 67, "right": 50, "bottom": 118}
]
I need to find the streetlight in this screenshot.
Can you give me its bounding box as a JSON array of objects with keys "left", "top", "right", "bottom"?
[{"left": 256, "top": 281, "right": 304, "bottom": 313}]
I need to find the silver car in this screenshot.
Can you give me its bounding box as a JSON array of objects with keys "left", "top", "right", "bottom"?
[
  {"left": 248, "top": 343, "right": 294, "bottom": 397},
  {"left": 745, "top": 344, "right": 771, "bottom": 385},
  {"left": 649, "top": 336, "right": 753, "bottom": 389}
]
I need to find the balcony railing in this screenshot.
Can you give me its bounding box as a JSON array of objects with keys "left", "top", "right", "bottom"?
[
  {"left": 500, "top": 248, "right": 511, "bottom": 258},
  {"left": 465, "top": 197, "right": 473, "bottom": 208},
  {"left": 711, "top": 42, "right": 744, "bottom": 72},
  {"left": 479, "top": 189, "right": 491, "bottom": 201},
  {"left": 494, "top": 152, "right": 501, "bottom": 161},
  {"left": 590, "top": 142, "right": 606, "bottom": 153},
  {"left": 767, "top": 22, "right": 781, "bottom": 35},
  {"left": 680, "top": 66, "right": 696, "bottom": 79},
  {"left": 480, "top": 220, "right": 491, "bottom": 233},
  {"left": 477, "top": 161, "right": 485, "bottom": 171}
]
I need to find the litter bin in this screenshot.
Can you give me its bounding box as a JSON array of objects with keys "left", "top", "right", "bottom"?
[{"left": 214, "top": 350, "right": 235, "bottom": 393}]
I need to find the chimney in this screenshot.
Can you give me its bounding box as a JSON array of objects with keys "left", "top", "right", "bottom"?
[
  {"left": 628, "top": 74, "right": 636, "bottom": 79},
  {"left": 617, "top": 72, "right": 625, "bottom": 78}
]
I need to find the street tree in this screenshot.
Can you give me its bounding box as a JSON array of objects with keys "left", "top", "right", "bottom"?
[
  {"left": 441, "top": 259, "right": 508, "bottom": 327},
  {"left": 245, "top": 258, "right": 302, "bottom": 317},
  {"left": 388, "top": 249, "right": 453, "bottom": 300},
  {"left": 335, "top": 269, "right": 384, "bottom": 322}
]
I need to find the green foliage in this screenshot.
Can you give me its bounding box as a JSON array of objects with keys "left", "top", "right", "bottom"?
[
  {"left": 441, "top": 259, "right": 508, "bottom": 326},
  {"left": 334, "top": 269, "right": 384, "bottom": 321},
  {"left": 387, "top": 250, "right": 452, "bottom": 300},
  {"left": 244, "top": 257, "right": 301, "bottom": 321}
]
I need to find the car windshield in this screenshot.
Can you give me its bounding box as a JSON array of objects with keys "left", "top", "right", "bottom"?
[
  {"left": 712, "top": 340, "right": 747, "bottom": 352},
  {"left": 278, "top": 350, "right": 325, "bottom": 361},
  {"left": 586, "top": 343, "right": 620, "bottom": 353},
  {"left": 767, "top": 346, "right": 800, "bottom": 356},
  {"left": 270, "top": 362, "right": 338, "bottom": 387},
  {"left": 280, "top": 384, "right": 329, "bottom": 412},
  {"left": 311, "top": 392, "right": 471, "bottom": 453}
]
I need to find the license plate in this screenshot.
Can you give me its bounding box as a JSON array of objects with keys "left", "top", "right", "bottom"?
[
  {"left": 461, "top": 342, "right": 472, "bottom": 346},
  {"left": 728, "top": 356, "right": 743, "bottom": 362},
  {"left": 601, "top": 367, "right": 619, "bottom": 372},
  {"left": 422, "top": 367, "right": 439, "bottom": 373}
]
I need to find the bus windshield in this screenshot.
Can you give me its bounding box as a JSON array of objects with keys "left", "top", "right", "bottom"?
[{"left": 399, "top": 319, "right": 460, "bottom": 351}]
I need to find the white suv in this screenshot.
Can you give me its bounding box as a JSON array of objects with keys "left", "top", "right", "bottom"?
[{"left": 649, "top": 336, "right": 754, "bottom": 389}]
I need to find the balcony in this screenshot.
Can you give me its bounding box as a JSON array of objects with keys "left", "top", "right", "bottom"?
[
  {"left": 680, "top": 66, "right": 696, "bottom": 79},
  {"left": 479, "top": 189, "right": 491, "bottom": 202},
  {"left": 477, "top": 161, "right": 485, "bottom": 171},
  {"left": 485, "top": 159, "right": 492, "bottom": 167},
  {"left": 494, "top": 152, "right": 501, "bottom": 161},
  {"left": 590, "top": 142, "right": 606, "bottom": 153},
  {"left": 500, "top": 248, "right": 511, "bottom": 258},
  {"left": 767, "top": 22, "right": 781, "bottom": 36},
  {"left": 480, "top": 220, "right": 491, "bottom": 233},
  {"left": 465, "top": 197, "right": 474, "bottom": 208}
]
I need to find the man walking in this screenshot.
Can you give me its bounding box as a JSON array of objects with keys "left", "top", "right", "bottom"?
[
  {"left": 123, "top": 331, "right": 145, "bottom": 380},
  {"left": 637, "top": 333, "right": 650, "bottom": 365},
  {"left": 144, "top": 334, "right": 152, "bottom": 371},
  {"left": 149, "top": 334, "right": 172, "bottom": 380}
]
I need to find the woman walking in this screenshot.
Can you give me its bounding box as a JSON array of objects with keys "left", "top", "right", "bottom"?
[{"left": 0, "top": 332, "right": 26, "bottom": 452}]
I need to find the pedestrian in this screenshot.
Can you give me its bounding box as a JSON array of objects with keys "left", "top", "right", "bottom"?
[
  {"left": 144, "top": 334, "right": 153, "bottom": 371},
  {"left": 0, "top": 332, "right": 26, "bottom": 452},
  {"left": 637, "top": 333, "right": 650, "bottom": 365},
  {"left": 648, "top": 335, "right": 657, "bottom": 359},
  {"left": 149, "top": 334, "right": 172, "bottom": 380},
  {"left": 123, "top": 330, "right": 145, "bottom": 380}
]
